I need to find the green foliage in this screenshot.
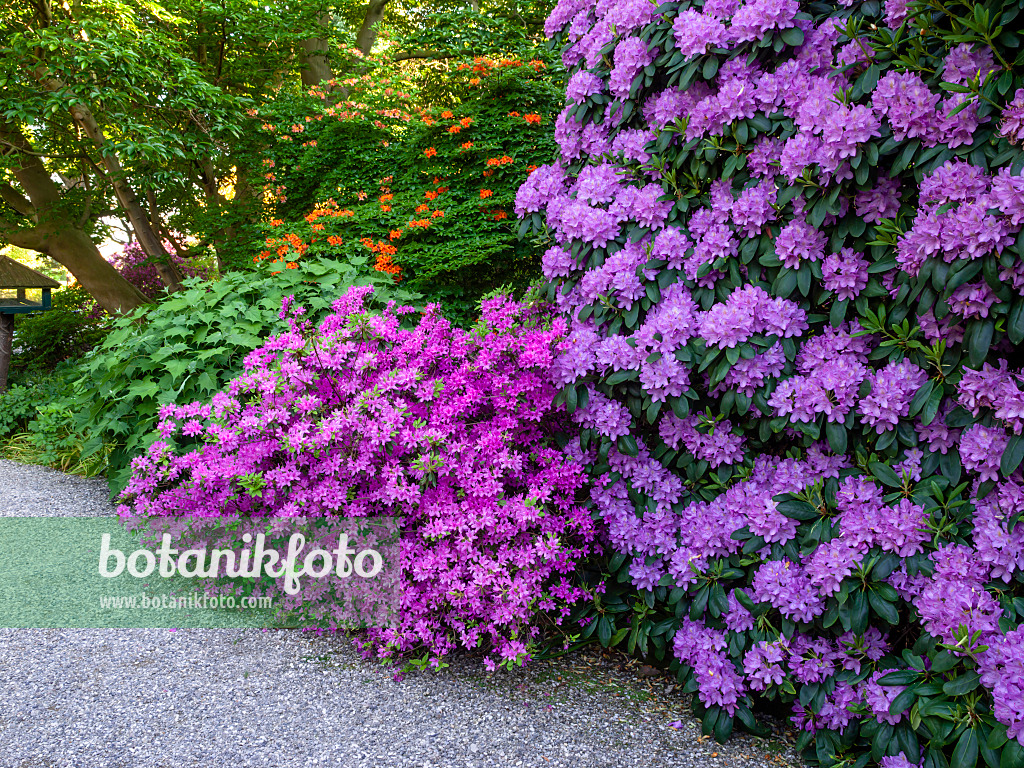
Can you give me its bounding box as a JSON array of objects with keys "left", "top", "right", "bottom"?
[
  {"left": 0, "top": 367, "right": 106, "bottom": 476},
  {"left": 0, "top": 380, "right": 44, "bottom": 438},
  {"left": 243, "top": 45, "right": 563, "bottom": 322},
  {"left": 74, "top": 258, "right": 421, "bottom": 495},
  {"left": 12, "top": 285, "right": 108, "bottom": 374}
]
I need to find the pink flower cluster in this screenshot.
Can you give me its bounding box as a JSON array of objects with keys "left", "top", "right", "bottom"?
[{"left": 119, "top": 288, "right": 597, "bottom": 667}]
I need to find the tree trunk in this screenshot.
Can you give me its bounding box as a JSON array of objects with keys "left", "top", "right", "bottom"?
[
  {"left": 299, "top": 12, "right": 335, "bottom": 87},
  {"left": 48, "top": 229, "right": 151, "bottom": 314},
  {"left": 0, "top": 313, "right": 13, "bottom": 394},
  {"left": 4, "top": 226, "right": 151, "bottom": 315},
  {"left": 355, "top": 0, "right": 391, "bottom": 56}
]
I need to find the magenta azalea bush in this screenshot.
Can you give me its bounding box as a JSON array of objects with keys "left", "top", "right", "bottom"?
[
  {"left": 527, "top": 0, "right": 1024, "bottom": 764},
  {"left": 118, "top": 286, "right": 596, "bottom": 668}
]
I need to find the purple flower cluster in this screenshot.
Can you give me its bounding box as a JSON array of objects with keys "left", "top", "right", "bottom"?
[
  {"left": 540, "top": 0, "right": 1024, "bottom": 753},
  {"left": 659, "top": 413, "right": 745, "bottom": 467},
  {"left": 673, "top": 618, "right": 746, "bottom": 714}
]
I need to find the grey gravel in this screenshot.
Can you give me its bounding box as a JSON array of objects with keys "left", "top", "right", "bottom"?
[{"left": 0, "top": 459, "right": 801, "bottom": 768}]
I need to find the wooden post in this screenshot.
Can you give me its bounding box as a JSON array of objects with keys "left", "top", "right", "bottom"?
[{"left": 0, "top": 313, "right": 13, "bottom": 393}]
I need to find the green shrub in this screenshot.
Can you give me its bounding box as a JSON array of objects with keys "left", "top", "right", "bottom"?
[
  {"left": 75, "top": 258, "right": 421, "bottom": 495},
  {"left": 0, "top": 367, "right": 106, "bottom": 476},
  {"left": 12, "top": 284, "right": 108, "bottom": 374},
  {"left": 240, "top": 45, "right": 563, "bottom": 323}
]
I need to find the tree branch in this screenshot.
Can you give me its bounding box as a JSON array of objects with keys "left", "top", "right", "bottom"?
[
  {"left": 0, "top": 216, "right": 49, "bottom": 251},
  {"left": 391, "top": 49, "right": 461, "bottom": 62},
  {"left": 0, "top": 183, "right": 36, "bottom": 217}
]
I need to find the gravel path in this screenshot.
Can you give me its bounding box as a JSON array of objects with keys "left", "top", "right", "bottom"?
[{"left": 0, "top": 459, "right": 800, "bottom": 768}]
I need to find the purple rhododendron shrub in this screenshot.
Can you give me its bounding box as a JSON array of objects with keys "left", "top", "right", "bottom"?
[
  {"left": 118, "top": 287, "right": 596, "bottom": 668},
  {"left": 529, "top": 0, "right": 1024, "bottom": 763}
]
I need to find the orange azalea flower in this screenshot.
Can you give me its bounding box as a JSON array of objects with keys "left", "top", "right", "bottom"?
[
  {"left": 422, "top": 116, "right": 435, "bottom": 126},
  {"left": 507, "top": 111, "right": 520, "bottom": 117},
  {"left": 424, "top": 190, "right": 438, "bottom": 201},
  {"left": 381, "top": 205, "right": 392, "bottom": 212},
  {"left": 460, "top": 117, "right": 473, "bottom": 128},
  {"left": 461, "top": 141, "right": 473, "bottom": 149},
  {"left": 480, "top": 189, "right": 493, "bottom": 199},
  {"left": 469, "top": 78, "right": 481, "bottom": 85},
  {"left": 441, "top": 110, "right": 453, "bottom": 119},
  {"left": 431, "top": 210, "right": 444, "bottom": 218},
  {"left": 483, "top": 170, "right": 494, "bottom": 177},
  {"left": 424, "top": 147, "right": 437, "bottom": 158},
  {"left": 448, "top": 125, "right": 461, "bottom": 134},
  {"left": 524, "top": 113, "right": 541, "bottom": 124},
  {"left": 337, "top": 209, "right": 354, "bottom": 217},
  {"left": 415, "top": 203, "right": 429, "bottom": 213},
  {"left": 491, "top": 210, "right": 507, "bottom": 220},
  {"left": 527, "top": 164, "right": 538, "bottom": 173},
  {"left": 327, "top": 235, "right": 343, "bottom": 246},
  {"left": 311, "top": 223, "right": 324, "bottom": 231},
  {"left": 438, "top": 186, "right": 449, "bottom": 193},
  {"left": 389, "top": 229, "right": 403, "bottom": 240},
  {"left": 287, "top": 262, "right": 299, "bottom": 269},
  {"left": 379, "top": 193, "right": 393, "bottom": 202}
]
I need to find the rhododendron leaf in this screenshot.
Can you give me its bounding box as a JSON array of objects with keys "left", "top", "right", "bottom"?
[
  {"left": 742, "top": 535, "right": 766, "bottom": 555},
  {"left": 1007, "top": 301, "right": 1024, "bottom": 344},
  {"left": 1000, "top": 739, "right": 1024, "bottom": 768},
  {"left": 777, "top": 499, "right": 820, "bottom": 520},
  {"left": 909, "top": 380, "right": 936, "bottom": 418},
  {"left": 944, "top": 672, "right": 982, "bottom": 696},
  {"left": 952, "top": 728, "right": 980, "bottom": 768},
  {"left": 868, "top": 590, "right": 900, "bottom": 625},
  {"left": 966, "top": 320, "right": 995, "bottom": 367},
  {"left": 999, "top": 436, "right": 1024, "bottom": 477},
  {"left": 869, "top": 461, "right": 902, "bottom": 488},
  {"left": 888, "top": 684, "right": 919, "bottom": 718},
  {"left": 871, "top": 724, "right": 893, "bottom": 760},
  {"left": 985, "top": 725, "right": 1009, "bottom": 753}
]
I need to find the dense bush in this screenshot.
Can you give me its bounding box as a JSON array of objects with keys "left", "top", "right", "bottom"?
[
  {"left": 529, "top": 0, "right": 1024, "bottom": 765},
  {"left": 11, "top": 284, "right": 108, "bottom": 374},
  {"left": 76, "top": 259, "right": 419, "bottom": 495},
  {"left": 0, "top": 368, "right": 106, "bottom": 476},
  {"left": 239, "top": 45, "right": 564, "bottom": 321},
  {"left": 119, "top": 286, "right": 596, "bottom": 667}
]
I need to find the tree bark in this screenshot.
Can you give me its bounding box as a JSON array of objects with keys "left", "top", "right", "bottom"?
[
  {"left": 0, "top": 313, "right": 13, "bottom": 394},
  {"left": 355, "top": 0, "right": 391, "bottom": 56},
  {"left": 299, "top": 12, "right": 335, "bottom": 88}
]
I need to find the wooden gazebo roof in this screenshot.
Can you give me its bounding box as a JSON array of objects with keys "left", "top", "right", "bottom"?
[{"left": 0, "top": 255, "right": 60, "bottom": 289}]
